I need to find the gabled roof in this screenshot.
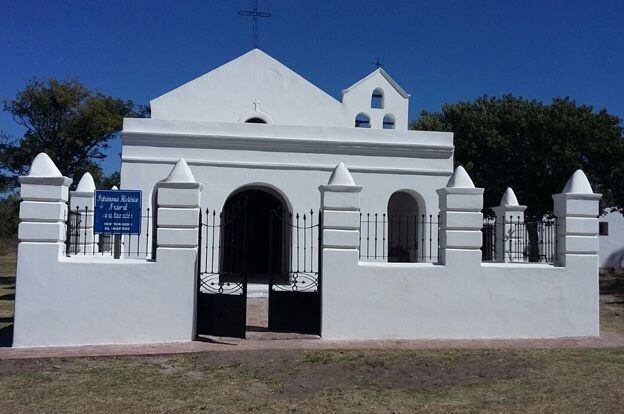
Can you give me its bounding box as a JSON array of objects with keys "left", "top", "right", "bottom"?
[
  {"left": 149, "top": 49, "right": 350, "bottom": 127},
  {"left": 341, "top": 68, "right": 410, "bottom": 99}
]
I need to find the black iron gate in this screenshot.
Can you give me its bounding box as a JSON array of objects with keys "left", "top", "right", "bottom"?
[
  {"left": 196, "top": 203, "right": 248, "bottom": 339},
  {"left": 268, "top": 209, "right": 322, "bottom": 335},
  {"left": 196, "top": 198, "right": 322, "bottom": 339}
]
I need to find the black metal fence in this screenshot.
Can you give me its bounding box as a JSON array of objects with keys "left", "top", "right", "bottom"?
[
  {"left": 65, "top": 206, "right": 153, "bottom": 258},
  {"left": 482, "top": 216, "right": 558, "bottom": 263},
  {"left": 198, "top": 208, "right": 320, "bottom": 288},
  {"left": 359, "top": 213, "right": 439, "bottom": 263}
]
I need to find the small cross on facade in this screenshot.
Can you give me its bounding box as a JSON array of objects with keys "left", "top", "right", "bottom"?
[{"left": 253, "top": 99, "right": 261, "bottom": 111}]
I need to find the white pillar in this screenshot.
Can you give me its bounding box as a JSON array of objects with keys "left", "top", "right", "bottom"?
[
  {"left": 69, "top": 172, "right": 96, "bottom": 253},
  {"left": 318, "top": 162, "right": 363, "bottom": 338},
  {"left": 14, "top": 153, "right": 72, "bottom": 346},
  {"left": 156, "top": 159, "right": 202, "bottom": 252},
  {"left": 492, "top": 187, "right": 527, "bottom": 262},
  {"left": 18, "top": 153, "right": 72, "bottom": 247},
  {"left": 319, "top": 162, "right": 363, "bottom": 252},
  {"left": 552, "top": 170, "right": 602, "bottom": 267},
  {"left": 437, "top": 166, "right": 484, "bottom": 267}
]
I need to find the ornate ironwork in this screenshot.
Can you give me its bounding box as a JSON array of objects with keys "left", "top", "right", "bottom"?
[
  {"left": 199, "top": 272, "right": 245, "bottom": 295},
  {"left": 271, "top": 271, "right": 319, "bottom": 292}
]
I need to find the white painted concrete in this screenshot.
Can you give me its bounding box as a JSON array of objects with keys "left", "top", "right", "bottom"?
[
  {"left": 12, "top": 49, "right": 604, "bottom": 346},
  {"left": 322, "top": 250, "right": 598, "bottom": 340},
  {"left": 13, "top": 155, "right": 201, "bottom": 347},
  {"left": 13, "top": 245, "right": 198, "bottom": 347},
  {"left": 342, "top": 68, "right": 410, "bottom": 130},
  {"left": 599, "top": 209, "right": 624, "bottom": 269},
  {"left": 150, "top": 49, "right": 411, "bottom": 131},
  {"left": 321, "top": 167, "right": 601, "bottom": 340}
]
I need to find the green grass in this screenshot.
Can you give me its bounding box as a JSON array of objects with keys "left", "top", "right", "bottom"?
[{"left": 1, "top": 348, "right": 624, "bottom": 413}]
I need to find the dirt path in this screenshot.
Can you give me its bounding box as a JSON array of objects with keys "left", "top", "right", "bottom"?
[{"left": 2, "top": 329, "right": 624, "bottom": 360}]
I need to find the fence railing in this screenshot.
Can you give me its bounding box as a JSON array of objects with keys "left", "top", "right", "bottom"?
[
  {"left": 482, "top": 216, "right": 558, "bottom": 264},
  {"left": 199, "top": 208, "right": 321, "bottom": 277},
  {"left": 65, "top": 206, "right": 153, "bottom": 258},
  {"left": 359, "top": 213, "right": 439, "bottom": 263}
]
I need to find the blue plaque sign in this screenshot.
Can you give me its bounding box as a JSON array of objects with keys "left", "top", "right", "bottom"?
[{"left": 94, "top": 190, "right": 142, "bottom": 235}]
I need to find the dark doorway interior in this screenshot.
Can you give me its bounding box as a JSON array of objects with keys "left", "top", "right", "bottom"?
[{"left": 221, "top": 189, "right": 286, "bottom": 284}]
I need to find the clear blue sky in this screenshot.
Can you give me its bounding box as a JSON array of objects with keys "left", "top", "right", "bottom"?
[{"left": 1, "top": 0, "right": 623, "bottom": 174}]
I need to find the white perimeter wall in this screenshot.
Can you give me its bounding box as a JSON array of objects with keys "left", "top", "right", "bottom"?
[
  {"left": 13, "top": 244, "right": 198, "bottom": 348},
  {"left": 322, "top": 250, "right": 598, "bottom": 339}
]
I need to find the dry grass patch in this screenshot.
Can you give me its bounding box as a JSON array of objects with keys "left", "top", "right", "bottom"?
[
  {"left": 0, "top": 238, "right": 16, "bottom": 344},
  {"left": 0, "top": 238, "right": 17, "bottom": 277},
  {"left": 1, "top": 348, "right": 624, "bottom": 413}
]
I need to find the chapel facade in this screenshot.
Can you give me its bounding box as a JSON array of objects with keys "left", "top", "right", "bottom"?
[
  {"left": 121, "top": 49, "right": 453, "bottom": 273},
  {"left": 11, "top": 49, "right": 601, "bottom": 346}
]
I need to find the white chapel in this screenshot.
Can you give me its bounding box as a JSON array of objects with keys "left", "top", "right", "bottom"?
[
  {"left": 12, "top": 48, "right": 602, "bottom": 346},
  {"left": 121, "top": 48, "right": 453, "bottom": 254}
]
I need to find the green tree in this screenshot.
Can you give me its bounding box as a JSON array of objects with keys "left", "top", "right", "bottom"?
[
  {"left": 99, "top": 171, "right": 120, "bottom": 189},
  {"left": 412, "top": 95, "right": 624, "bottom": 219},
  {"left": 0, "top": 78, "right": 144, "bottom": 190}
]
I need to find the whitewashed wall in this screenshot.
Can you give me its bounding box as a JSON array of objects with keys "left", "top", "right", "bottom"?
[
  {"left": 13, "top": 156, "right": 202, "bottom": 347},
  {"left": 320, "top": 165, "right": 601, "bottom": 340},
  {"left": 599, "top": 210, "right": 624, "bottom": 269},
  {"left": 13, "top": 154, "right": 601, "bottom": 347},
  {"left": 121, "top": 119, "right": 452, "bottom": 262}
]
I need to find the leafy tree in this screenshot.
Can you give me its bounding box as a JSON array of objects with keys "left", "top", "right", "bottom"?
[
  {"left": 412, "top": 95, "right": 624, "bottom": 219},
  {"left": 99, "top": 171, "right": 120, "bottom": 189},
  {"left": 0, "top": 78, "right": 144, "bottom": 190},
  {"left": 0, "top": 78, "right": 148, "bottom": 238}
]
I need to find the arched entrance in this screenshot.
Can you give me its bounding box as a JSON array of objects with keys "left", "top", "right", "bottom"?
[
  {"left": 387, "top": 191, "right": 420, "bottom": 262},
  {"left": 221, "top": 188, "right": 288, "bottom": 284},
  {"left": 196, "top": 186, "right": 321, "bottom": 339}
]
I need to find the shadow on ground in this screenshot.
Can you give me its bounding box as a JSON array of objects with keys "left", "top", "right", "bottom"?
[{"left": 0, "top": 324, "right": 13, "bottom": 347}]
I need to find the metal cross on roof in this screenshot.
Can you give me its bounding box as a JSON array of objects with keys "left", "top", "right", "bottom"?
[
  {"left": 373, "top": 57, "right": 384, "bottom": 69},
  {"left": 238, "top": 0, "right": 271, "bottom": 49}
]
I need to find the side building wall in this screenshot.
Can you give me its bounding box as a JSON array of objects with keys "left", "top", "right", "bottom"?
[{"left": 599, "top": 210, "right": 624, "bottom": 270}]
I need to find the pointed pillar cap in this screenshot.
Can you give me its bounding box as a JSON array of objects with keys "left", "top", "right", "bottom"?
[
  {"left": 75, "top": 172, "right": 96, "bottom": 192},
  {"left": 500, "top": 187, "right": 520, "bottom": 206},
  {"left": 28, "top": 153, "right": 62, "bottom": 177},
  {"left": 164, "top": 158, "right": 197, "bottom": 183},
  {"left": 562, "top": 169, "right": 593, "bottom": 194},
  {"left": 111, "top": 185, "right": 119, "bottom": 190},
  {"left": 327, "top": 162, "right": 356, "bottom": 186},
  {"left": 446, "top": 166, "right": 475, "bottom": 188}
]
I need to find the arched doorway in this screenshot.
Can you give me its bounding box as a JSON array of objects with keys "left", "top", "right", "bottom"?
[
  {"left": 221, "top": 188, "right": 288, "bottom": 284},
  {"left": 196, "top": 186, "right": 321, "bottom": 339},
  {"left": 387, "top": 191, "right": 420, "bottom": 262}
]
